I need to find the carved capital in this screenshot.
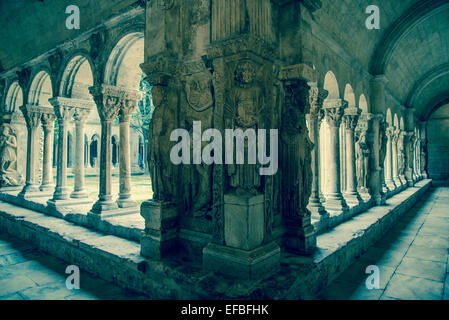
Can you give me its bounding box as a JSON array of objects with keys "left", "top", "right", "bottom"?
[
  {"left": 120, "top": 89, "right": 142, "bottom": 122},
  {"left": 323, "top": 99, "right": 347, "bottom": 127},
  {"left": 385, "top": 126, "right": 395, "bottom": 139},
  {"left": 343, "top": 107, "right": 361, "bottom": 131},
  {"left": 20, "top": 105, "right": 42, "bottom": 129},
  {"left": 73, "top": 107, "right": 91, "bottom": 123},
  {"left": 308, "top": 86, "right": 328, "bottom": 118},
  {"left": 49, "top": 97, "right": 76, "bottom": 122},
  {"left": 89, "top": 85, "right": 121, "bottom": 122},
  {"left": 41, "top": 112, "right": 56, "bottom": 133}
]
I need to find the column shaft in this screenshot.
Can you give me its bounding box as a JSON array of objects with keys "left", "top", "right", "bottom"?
[
  {"left": 323, "top": 103, "right": 348, "bottom": 213},
  {"left": 384, "top": 128, "right": 396, "bottom": 191},
  {"left": 71, "top": 116, "right": 88, "bottom": 198},
  {"left": 53, "top": 119, "right": 70, "bottom": 200},
  {"left": 40, "top": 114, "right": 55, "bottom": 192},
  {"left": 117, "top": 119, "right": 136, "bottom": 207}
]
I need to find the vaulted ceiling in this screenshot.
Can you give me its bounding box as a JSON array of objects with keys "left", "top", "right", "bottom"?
[
  {"left": 0, "top": 0, "right": 138, "bottom": 72},
  {"left": 1, "top": 0, "right": 448, "bottom": 120}
]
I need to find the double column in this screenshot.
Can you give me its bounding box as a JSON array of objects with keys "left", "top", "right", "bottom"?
[
  {"left": 392, "top": 129, "right": 402, "bottom": 188},
  {"left": 323, "top": 99, "right": 348, "bottom": 214},
  {"left": 40, "top": 110, "right": 56, "bottom": 192},
  {"left": 48, "top": 98, "right": 75, "bottom": 205},
  {"left": 89, "top": 84, "right": 139, "bottom": 216},
  {"left": 71, "top": 105, "right": 91, "bottom": 199},
  {"left": 117, "top": 90, "right": 141, "bottom": 208},
  {"left": 307, "top": 85, "right": 328, "bottom": 219},
  {"left": 19, "top": 105, "right": 44, "bottom": 197},
  {"left": 384, "top": 126, "right": 396, "bottom": 192},
  {"left": 343, "top": 107, "right": 363, "bottom": 206}
]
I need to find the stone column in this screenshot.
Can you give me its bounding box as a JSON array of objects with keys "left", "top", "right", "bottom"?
[
  {"left": 392, "top": 128, "right": 402, "bottom": 188},
  {"left": 40, "top": 111, "right": 56, "bottom": 192},
  {"left": 323, "top": 99, "right": 348, "bottom": 214},
  {"left": 384, "top": 126, "right": 396, "bottom": 191},
  {"left": 398, "top": 131, "right": 407, "bottom": 185},
  {"left": 71, "top": 106, "right": 91, "bottom": 199},
  {"left": 18, "top": 105, "right": 42, "bottom": 197},
  {"left": 88, "top": 85, "right": 121, "bottom": 216},
  {"left": 117, "top": 89, "right": 141, "bottom": 208},
  {"left": 324, "top": 99, "right": 348, "bottom": 214},
  {"left": 48, "top": 98, "right": 75, "bottom": 204},
  {"left": 404, "top": 132, "right": 415, "bottom": 186},
  {"left": 307, "top": 85, "right": 328, "bottom": 219},
  {"left": 343, "top": 107, "right": 362, "bottom": 206}
]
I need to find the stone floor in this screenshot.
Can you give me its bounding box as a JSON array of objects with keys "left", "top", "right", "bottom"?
[
  {"left": 320, "top": 186, "right": 449, "bottom": 300},
  {"left": 0, "top": 232, "right": 148, "bottom": 300}
]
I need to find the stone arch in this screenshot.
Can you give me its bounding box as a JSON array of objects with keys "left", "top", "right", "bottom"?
[
  {"left": 394, "top": 114, "right": 399, "bottom": 129},
  {"left": 323, "top": 71, "right": 339, "bottom": 100},
  {"left": 60, "top": 54, "right": 95, "bottom": 99},
  {"left": 103, "top": 32, "right": 144, "bottom": 90},
  {"left": 386, "top": 108, "right": 393, "bottom": 125},
  {"left": 28, "top": 70, "right": 53, "bottom": 107},
  {"left": 343, "top": 84, "right": 356, "bottom": 108},
  {"left": 4, "top": 81, "right": 23, "bottom": 113},
  {"left": 359, "top": 94, "right": 368, "bottom": 114}
]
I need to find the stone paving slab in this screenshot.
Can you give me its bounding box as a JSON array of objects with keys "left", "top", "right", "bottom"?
[
  {"left": 0, "top": 233, "right": 148, "bottom": 300},
  {"left": 321, "top": 185, "right": 449, "bottom": 300}
]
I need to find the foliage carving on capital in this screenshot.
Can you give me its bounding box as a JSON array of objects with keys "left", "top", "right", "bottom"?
[
  {"left": 41, "top": 113, "right": 56, "bottom": 132},
  {"left": 120, "top": 90, "right": 142, "bottom": 122},
  {"left": 73, "top": 107, "right": 91, "bottom": 123},
  {"left": 89, "top": 85, "right": 121, "bottom": 122},
  {"left": 343, "top": 109, "right": 361, "bottom": 131},
  {"left": 308, "top": 86, "right": 328, "bottom": 118},
  {"left": 324, "top": 105, "right": 345, "bottom": 127},
  {"left": 20, "top": 105, "right": 42, "bottom": 129}
]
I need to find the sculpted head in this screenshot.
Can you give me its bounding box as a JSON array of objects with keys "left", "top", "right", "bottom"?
[{"left": 234, "top": 61, "right": 256, "bottom": 85}]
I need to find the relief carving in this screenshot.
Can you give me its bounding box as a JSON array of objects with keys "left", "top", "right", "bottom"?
[{"left": 0, "top": 124, "right": 23, "bottom": 187}]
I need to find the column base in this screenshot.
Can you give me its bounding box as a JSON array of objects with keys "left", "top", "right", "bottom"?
[
  {"left": 323, "top": 194, "right": 348, "bottom": 214},
  {"left": 399, "top": 175, "right": 407, "bottom": 186},
  {"left": 202, "top": 242, "right": 280, "bottom": 280},
  {"left": 47, "top": 198, "right": 93, "bottom": 216},
  {"left": 393, "top": 178, "right": 403, "bottom": 188},
  {"left": 19, "top": 184, "right": 52, "bottom": 199},
  {"left": 117, "top": 197, "right": 138, "bottom": 209},
  {"left": 140, "top": 200, "right": 179, "bottom": 259},
  {"left": 89, "top": 201, "right": 138, "bottom": 218},
  {"left": 52, "top": 187, "right": 71, "bottom": 201},
  {"left": 308, "top": 196, "right": 328, "bottom": 218},
  {"left": 385, "top": 180, "right": 397, "bottom": 192},
  {"left": 343, "top": 192, "right": 363, "bottom": 206},
  {"left": 40, "top": 184, "right": 55, "bottom": 192},
  {"left": 70, "top": 189, "right": 89, "bottom": 199},
  {"left": 283, "top": 222, "right": 316, "bottom": 255},
  {"left": 308, "top": 203, "right": 328, "bottom": 221}
]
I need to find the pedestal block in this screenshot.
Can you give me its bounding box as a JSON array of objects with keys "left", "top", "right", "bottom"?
[
  {"left": 203, "top": 192, "right": 280, "bottom": 280},
  {"left": 140, "top": 200, "right": 179, "bottom": 259}
]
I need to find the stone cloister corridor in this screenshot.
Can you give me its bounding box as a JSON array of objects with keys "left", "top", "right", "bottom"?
[{"left": 0, "top": 0, "right": 448, "bottom": 301}]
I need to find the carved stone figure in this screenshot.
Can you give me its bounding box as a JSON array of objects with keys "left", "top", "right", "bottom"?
[
  {"left": 147, "top": 85, "right": 177, "bottom": 202},
  {"left": 0, "top": 124, "right": 23, "bottom": 187},
  {"left": 398, "top": 132, "right": 406, "bottom": 177},
  {"left": 356, "top": 130, "right": 370, "bottom": 192},
  {"left": 281, "top": 79, "right": 313, "bottom": 217},
  {"left": 379, "top": 121, "right": 387, "bottom": 170},
  {"left": 420, "top": 139, "right": 427, "bottom": 175},
  {"left": 225, "top": 60, "right": 265, "bottom": 195}
]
